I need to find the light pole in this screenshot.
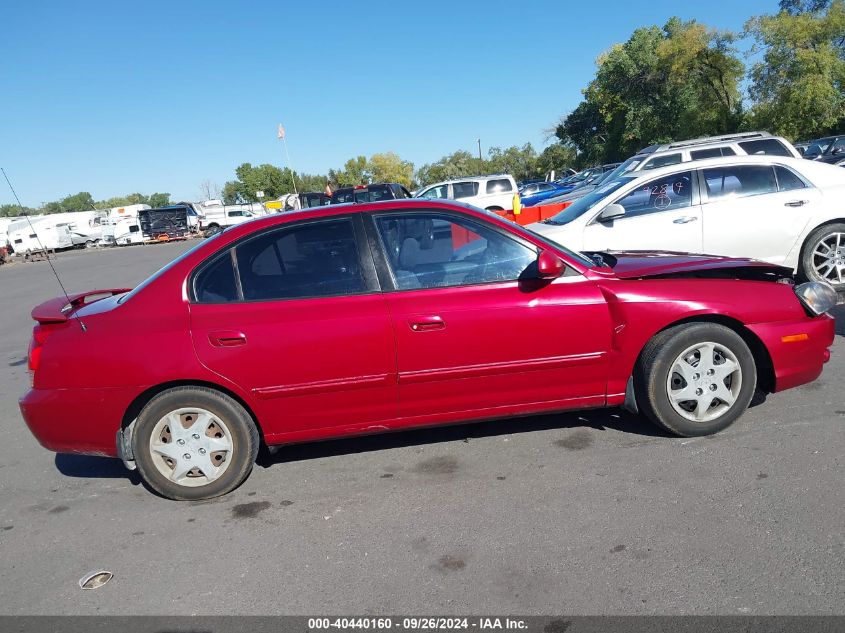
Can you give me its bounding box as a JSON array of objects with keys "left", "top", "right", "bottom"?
[{"left": 477, "top": 138, "right": 482, "bottom": 162}]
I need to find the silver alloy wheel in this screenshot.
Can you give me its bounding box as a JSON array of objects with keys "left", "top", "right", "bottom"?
[
  {"left": 811, "top": 231, "right": 845, "bottom": 285},
  {"left": 148, "top": 408, "right": 234, "bottom": 487},
  {"left": 666, "top": 342, "right": 742, "bottom": 423}
]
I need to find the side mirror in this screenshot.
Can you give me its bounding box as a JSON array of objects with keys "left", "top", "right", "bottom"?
[
  {"left": 598, "top": 203, "right": 626, "bottom": 223},
  {"left": 537, "top": 250, "right": 566, "bottom": 279}
]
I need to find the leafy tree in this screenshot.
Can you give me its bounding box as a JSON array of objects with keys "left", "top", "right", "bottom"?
[
  {"left": 745, "top": 0, "right": 845, "bottom": 139},
  {"left": 222, "top": 163, "right": 293, "bottom": 203},
  {"left": 368, "top": 152, "right": 415, "bottom": 187},
  {"left": 0, "top": 203, "right": 35, "bottom": 217},
  {"left": 556, "top": 18, "right": 745, "bottom": 164},
  {"left": 487, "top": 144, "right": 539, "bottom": 181},
  {"left": 779, "top": 0, "right": 832, "bottom": 14},
  {"left": 535, "top": 144, "right": 577, "bottom": 178},
  {"left": 416, "top": 150, "right": 485, "bottom": 186}
]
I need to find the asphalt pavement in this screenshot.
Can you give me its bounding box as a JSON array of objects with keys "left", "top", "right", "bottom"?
[{"left": 0, "top": 243, "right": 842, "bottom": 615}]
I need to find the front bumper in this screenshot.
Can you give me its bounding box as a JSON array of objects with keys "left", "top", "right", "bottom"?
[
  {"left": 19, "top": 385, "right": 143, "bottom": 457},
  {"left": 747, "top": 314, "right": 835, "bottom": 392}
]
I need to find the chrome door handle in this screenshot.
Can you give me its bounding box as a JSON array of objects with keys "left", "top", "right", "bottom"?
[
  {"left": 784, "top": 200, "right": 808, "bottom": 207},
  {"left": 673, "top": 216, "right": 699, "bottom": 224}
]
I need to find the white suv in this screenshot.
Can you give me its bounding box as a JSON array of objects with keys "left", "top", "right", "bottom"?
[{"left": 416, "top": 175, "right": 517, "bottom": 211}]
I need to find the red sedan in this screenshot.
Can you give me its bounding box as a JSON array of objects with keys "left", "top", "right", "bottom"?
[{"left": 19, "top": 200, "right": 837, "bottom": 500}]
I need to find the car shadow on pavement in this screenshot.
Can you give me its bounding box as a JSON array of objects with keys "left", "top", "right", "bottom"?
[
  {"left": 256, "top": 407, "right": 670, "bottom": 469},
  {"left": 54, "top": 453, "right": 141, "bottom": 485}
]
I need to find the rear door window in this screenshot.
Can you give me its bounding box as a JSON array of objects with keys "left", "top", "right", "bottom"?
[
  {"left": 485, "top": 178, "right": 513, "bottom": 194},
  {"left": 774, "top": 166, "right": 806, "bottom": 192},
  {"left": 452, "top": 181, "right": 479, "bottom": 199},
  {"left": 420, "top": 185, "right": 449, "bottom": 199},
  {"left": 738, "top": 139, "right": 792, "bottom": 157},
  {"left": 235, "top": 219, "right": 365, "bottom": 301},
  {"left": 702, "top": 165, "right": 778, "bottom": 200},
  {"left": 194, "top": 254, "right": 239, "bottom": 303}
]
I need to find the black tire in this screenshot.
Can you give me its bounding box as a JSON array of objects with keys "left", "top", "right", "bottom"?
[
  {"left": 799, "top": 222, "right": 845, "bottom": 291},
  {"left": 634, "top": 323, "right": 757, "bottom": 437},
  {"left": 132, "top": 386, "right": 259, "bottom": 500},
  {"left": 485, "top": 206, "right": 504, "bottom": 212}
]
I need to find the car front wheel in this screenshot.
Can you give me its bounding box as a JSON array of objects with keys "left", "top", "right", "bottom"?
[
  {"left": 133, "top": 387, "right": 259, "bottom": 500},
  {"left": 635, "top": 323, "right": 757, "bottom": 437},
  {"left": 800, "top": 222, "right": 845, "bottom": 291}
]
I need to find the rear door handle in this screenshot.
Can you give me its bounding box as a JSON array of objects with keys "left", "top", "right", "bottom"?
[
  {"left": 209, "top": 331, "right": 247, "bottom": 347},
  {"left": 673, "top": 216, "right": 699, "bottom": 224},
  {"left": 784, "top": 200, "right": 808, "bottom": 207},
  {"left": 409, "top": 316, "right": 446, "bottom": 332}
]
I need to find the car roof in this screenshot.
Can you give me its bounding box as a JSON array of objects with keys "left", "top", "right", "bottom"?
[
  {"left": 609, "top": 154, "right": 845, "bottom": 188},
  {"left": 636, "top": 131, "right": 777, "bottom": 155},
  {"left": 420, "top": 174, "right": 516, "bottom": 188}
]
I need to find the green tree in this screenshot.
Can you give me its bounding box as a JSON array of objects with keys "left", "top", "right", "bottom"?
[
  {"left": 780, "top": 0, "right": 832, "bottom": 14},
  {"left": 745, "top": 0, "right": 845, "bottom": 139},
  {"left": 487, "top": 144, "right": 539, "bottom": 181},
  {"left": 0, "top": 203, "right": 35, "bottom": 217},
  {"left": 416, "top": 150, "right": 484, "bottom": 186},
  {"left": 368, "top": 152, "right": 415, "bottom": 187},
  {"left": 535, "top": 144, "right": 577, "bottom": 177},
  {"left": 556, "top": 18, "right": 745, "bottom": 164},
  {"left": 147, "top": 193, "right": 171, "bottom": 208},
  {"left": 222, "top": 163, "right": 297, "bottom": 203}
]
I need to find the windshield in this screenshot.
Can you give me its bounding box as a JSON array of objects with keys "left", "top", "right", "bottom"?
[
  {"left": 805, "top": 140, "right": 832, "bottom": 156},
  {"left": 543, "top": 176, "right": 636, "bottom": 225},
  {"left": 600, "top": 156, "right": 643, "bottom": 183}
]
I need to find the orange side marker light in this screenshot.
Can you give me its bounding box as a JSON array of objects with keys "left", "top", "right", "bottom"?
[{"left": 781, "top": 333, "right": 809, "bottom": 343}]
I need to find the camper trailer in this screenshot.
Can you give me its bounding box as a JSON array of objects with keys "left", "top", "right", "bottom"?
[
  {"left": 0, "top": 217, "right": 17, "bottom": 249},
  {"left": 48, "top": 210, "right": 108, "bottom": 247},
  {"left": 7, "top": 217, "right": 73, "bottom": 254},
  {"left": 106, "top": 203, "right": 151, "bottom": 223},
  {"left": 101, "top": 217, "right": 144, "bottom": 246}
]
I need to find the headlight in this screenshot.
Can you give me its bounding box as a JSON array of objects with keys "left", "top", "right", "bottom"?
[{"left": 794, "top": 281, "right": 839, "bottom": 315}]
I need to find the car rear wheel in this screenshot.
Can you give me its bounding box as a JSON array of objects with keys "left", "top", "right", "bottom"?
[
  {"left": 133, "top": 387, "right": 259, "bottom": 500},
  {"left": 800, "top": 223, "right": 845, "bottom": 291},
  {"left": 635, "top": 323, "right": 757, "bottom": 437}
]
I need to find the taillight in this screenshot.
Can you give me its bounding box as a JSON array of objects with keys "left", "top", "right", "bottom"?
[{"left": 28, "top": 325, "right": 52, "bottom": 375}]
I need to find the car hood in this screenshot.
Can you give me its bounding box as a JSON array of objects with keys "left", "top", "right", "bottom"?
[{"left": 591, "top": 251, "right": 793, "bottom": 280}]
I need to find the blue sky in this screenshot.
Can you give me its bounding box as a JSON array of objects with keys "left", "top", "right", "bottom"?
[{"left": 1, "top": 0, "right": 777, "bottom": 206}]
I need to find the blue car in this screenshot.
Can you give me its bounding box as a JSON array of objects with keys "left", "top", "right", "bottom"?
[{"left": 519, "top": 181, "right": 577, "bottom": 207}]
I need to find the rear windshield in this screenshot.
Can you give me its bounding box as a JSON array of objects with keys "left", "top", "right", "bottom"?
[{"left": 544, "top": 177, "right": 636, "bottom": 225}]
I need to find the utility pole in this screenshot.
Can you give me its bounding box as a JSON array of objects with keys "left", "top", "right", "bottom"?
[{"left": 477, "top": 138, "right": 482, "bottom": 162}]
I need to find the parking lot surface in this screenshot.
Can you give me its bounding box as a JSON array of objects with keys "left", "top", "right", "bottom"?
[{"left": 0, "top": 243, "right": 842, "bottom": 615}]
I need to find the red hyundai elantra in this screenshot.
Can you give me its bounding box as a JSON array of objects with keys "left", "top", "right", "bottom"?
[{"left": 20, "top": 200, "right": 837, "bottom": 499}]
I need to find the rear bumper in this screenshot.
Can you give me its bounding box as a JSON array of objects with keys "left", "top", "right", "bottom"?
[
  {"left": 19, "top": 386, "right": 143, "bottom": 457},
  {"left": 747, "top": 314, "right": 835, "bottom": 392}
]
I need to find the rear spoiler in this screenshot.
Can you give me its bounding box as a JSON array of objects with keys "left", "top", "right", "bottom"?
[{"left": 31, "top": 289, "right": 131, "bottom": 324}]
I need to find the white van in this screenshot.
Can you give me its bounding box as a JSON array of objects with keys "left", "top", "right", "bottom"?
[{"left": 415, "top": 174, "right": 518, "bottom": 211}]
